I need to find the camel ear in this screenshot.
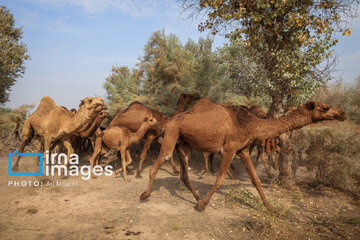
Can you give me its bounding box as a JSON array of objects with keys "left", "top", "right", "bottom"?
[
  {"left": 305, "top": 101, "right": 316, "bottom": 110},
  {"left": 181, "top": 93, "right": 185, "bottom": 98},
  {"left": 144, "top": 116, "right": 149, "bottom": 122}
]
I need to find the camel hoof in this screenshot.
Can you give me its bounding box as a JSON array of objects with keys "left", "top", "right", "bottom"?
[
  {"left": 195, "top": 200, "right": 207, "bottom": 212},
  {"left": 201, "top": 170, "right": 208, "bottom": 175},
  {"left": 135, "top": 172, "right": 143, "bottom": 179},
  {"left": 91, "top": 175, "right": 98, "bottom": 179},
  {"left": 61, "top": 175, "right": 68, "bottom": 179},
  {"left": 140, "top": 192, "right": 150, "bottom": 201},
  {"left": 264, "top": 200, "right": 276, "bottom": 213},
  {"left": 173, "top": 169, "right": 180, "bottom": 175}
]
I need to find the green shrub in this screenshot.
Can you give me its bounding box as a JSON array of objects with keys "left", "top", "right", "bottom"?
[
  {"left": 313, "top": 77, "right": 360, "bottom": 124},
  {"left": 293, "top": 122, "right": 360, "bottom": 191}
]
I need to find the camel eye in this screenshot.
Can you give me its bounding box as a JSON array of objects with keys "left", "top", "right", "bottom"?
[{"left": 321, "top": 107, "right": 329, "bottom": 112}]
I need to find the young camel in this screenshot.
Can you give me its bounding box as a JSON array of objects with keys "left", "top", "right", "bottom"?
[
  {"left": 12, "top": 96, "right": 106, "bottom": 173},
  {"left": 109, "top": 93, "right": 200, "bottom": 177},
  {"left": 140, "top": 98, "right": 346, "bottom": 211},
  {"left": 89, "top": 116, "right": 157, "bottom": 181}
]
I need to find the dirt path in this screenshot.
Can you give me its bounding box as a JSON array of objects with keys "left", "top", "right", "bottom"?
[{"left": 0, "top": 153, "right": 359, "bottom": 240}]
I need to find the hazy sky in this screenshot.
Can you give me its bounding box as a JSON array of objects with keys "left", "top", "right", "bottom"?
[{"left": 3, "top": 0, "right": 360, "bottom": 109}]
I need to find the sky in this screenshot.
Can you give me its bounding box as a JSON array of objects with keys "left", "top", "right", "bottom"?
[{"left": 3, "top": 0, "right": 360, "bottom": 110}]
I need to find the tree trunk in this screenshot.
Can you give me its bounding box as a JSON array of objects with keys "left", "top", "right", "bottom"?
[
  {"left": 278, "top": 133, "right": 294, "bottom": 188},
  {"left": 267, "top": 94, "right": 295, "bottom": 188}
]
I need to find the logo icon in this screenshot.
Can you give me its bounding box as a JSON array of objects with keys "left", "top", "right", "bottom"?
[{"left": 8, "top": 150, "right": 43, "bottom": 176}]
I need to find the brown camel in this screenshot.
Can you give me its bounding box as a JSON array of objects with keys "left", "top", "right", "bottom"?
[
  {"left": 109, "top": 93, "right": 200, "bottom": 177},
  {"left": 89, "top": 116, "right": 158, "bottom": 181},
  {"left": 203, "top": 105, "right": 278, "bottom": 178},
  {"left": 12, "top": 96, "right": 107, "bottom": 172},
  {"left": 140, "top": 98, "right": 346, "bottom": 211},
  {"left": 71, "top": 111, "right": 110, "bottom": 153}
]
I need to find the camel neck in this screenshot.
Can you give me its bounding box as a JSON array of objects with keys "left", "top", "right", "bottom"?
[
  {"left": 129, "top": 123, "right": 150, "bottom": 144},
  {"left": 253, "top": 109, "right": 313, "bottom": 140},
  {"left": 79, "top": 117, "right": 99, "bottom": 138},
  {"left": 68, "top": 107, "right": 95, "bottom": 134}
]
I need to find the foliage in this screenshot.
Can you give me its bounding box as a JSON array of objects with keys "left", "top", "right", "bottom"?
[
  {"left": 103, "top": 66, "right": 141, "bottom": 116},
  {"left": 313, "top": 77, "right": 360, "bottom": 124},
  {"left": 104, "top": 30, "right": 274, "bottom": 115},
  {"left": 0, "top": 104, "right": 34, "bottom": 133},
  {"left": 293, "top": 122, "right": 360, "bottom": 191},
  {"left": 0, "top": 5, "right": 30, "bottom": 104},
  {"left": 180, "top": 0, "right": 358, "bottom": 113},
  {"left": 138, "top": 30, "right": 230, "bottom": 115}
]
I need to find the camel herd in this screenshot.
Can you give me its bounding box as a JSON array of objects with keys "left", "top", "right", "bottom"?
[{"left": 12, "top": 94, "right": 346, "bottom": 211}]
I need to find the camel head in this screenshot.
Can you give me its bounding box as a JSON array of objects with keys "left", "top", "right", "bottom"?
[
  {"left": 79, "top": 97, "right": 107, "bottom": 113},
  {"left": 144, "top": 116, "right": 158, "bottom": 127},
  {"left": 177, "top": 93, "right": 200, "bottom": 106},
  {"left": 98, "top": 111, "right": 110, "bottom": 120},
  {"left": 303, "top": 101, "right": 346, "bottom": 122}
]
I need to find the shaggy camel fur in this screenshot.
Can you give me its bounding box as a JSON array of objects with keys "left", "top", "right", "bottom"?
[
  {"left": 12, "top": 96, "right": 106, "bottom": 172},
  {"left": 90, "top": 116, "right": 157, "bottom": 181},
  {"left": 109, "top": 93, "right": 200, "bottom": 177},
  {"left": 140, "top": 98, "right": 346, "bottom": 211}
]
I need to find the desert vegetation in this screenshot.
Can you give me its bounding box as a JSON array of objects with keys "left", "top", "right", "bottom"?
[{"left": 1, "top": 1, "right": 360, "bottom": 239}]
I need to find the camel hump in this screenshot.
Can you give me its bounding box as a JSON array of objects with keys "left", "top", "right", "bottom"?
[
  {"left": 38, "top": 96, "right": 56, "bottom": 108},
  {"left": 124, "top": 101, "right": 145, "bottom": 112},
  {"left": 33, "top": 96, "right": 57, "bottom": 113},
  {"left": 40, "top": 96, "right": 55, "bottom": 105}
]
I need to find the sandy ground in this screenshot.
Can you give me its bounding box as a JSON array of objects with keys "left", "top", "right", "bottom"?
[{"left": 0, "top": 152, "right": 359, "bottom": 240}]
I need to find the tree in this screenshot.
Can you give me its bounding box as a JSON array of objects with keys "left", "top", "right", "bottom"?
[
  {"left": 180, "top": 0, "right": 359, "bottom": 186},
  {"left": 103, "top": 66, "right": 141, "bottom": 116},
  {"left": 0, "top": 6, "right": 30, "bottom": 104},
  {"left": 138, "top": 30, "right": 230, "bottom": 115}
]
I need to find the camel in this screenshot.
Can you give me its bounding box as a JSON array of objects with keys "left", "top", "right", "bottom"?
[
  {"left": 89, "top": 116, "right": 158, "bottom": 181},
  {"left": 109, "top": 93, "right": 200, "bottom": 177},
  {"left": 11, "top": 96, "right": 107, "bottom": 172},
  {"left": 71, "top": 111, "right": 110, "bottom": 153},
  {"left": 140, "top": 98, "right": 346, "bottom": 211},
  {"left": 202, "top": 105, "right": 279, "bottom": 178}
]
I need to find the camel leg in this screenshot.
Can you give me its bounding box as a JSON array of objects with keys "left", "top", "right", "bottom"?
[
  {"left": 202, "top": 152, "right": 210, "bottom": 175},
  {"left": 169, "top": 155, "right": 180, "bottom": 174},
  {"left": 126, "top": 149, "right": 133, "bottom": 165},
  {"left": 176, "top": 142, "right": 201, "bottom": 201},
  {"left": 140, "top": 128, "right": 179, "bottom": 200},
  {"left": 90, "top": 137, "right": 102, "bottom": 179},
  {"left": 12, "top": 121, "right": 33, "bottom": 170},
  {"left": 196, "top": 149, "right": 236, "bottom": 211},
  {"left": 227, "top": 166, "right": 235, "bottom": 180},
  {"left": 120, "top": 147, "right": 128, "bottom": 182},
  {"left": 136, "top": 133, "right": 157, "bottom": 178},
  {"left": 62, "top": 140, "right": 74, "bottom": 179},
  {"left": 209, "top": 153, "right": 215, "bottom": 173},
  {"left": 125, "top": 150, "right": 134, "bottom": 175},
  {"left": 159, "top": 137, "right": 179, "bottom": 175},
  {"left": 237, "top": 148, "right": 272, "bottom": 210},
  {"left": 258, "top": 142, "right": 274, "bottom": 178}
]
